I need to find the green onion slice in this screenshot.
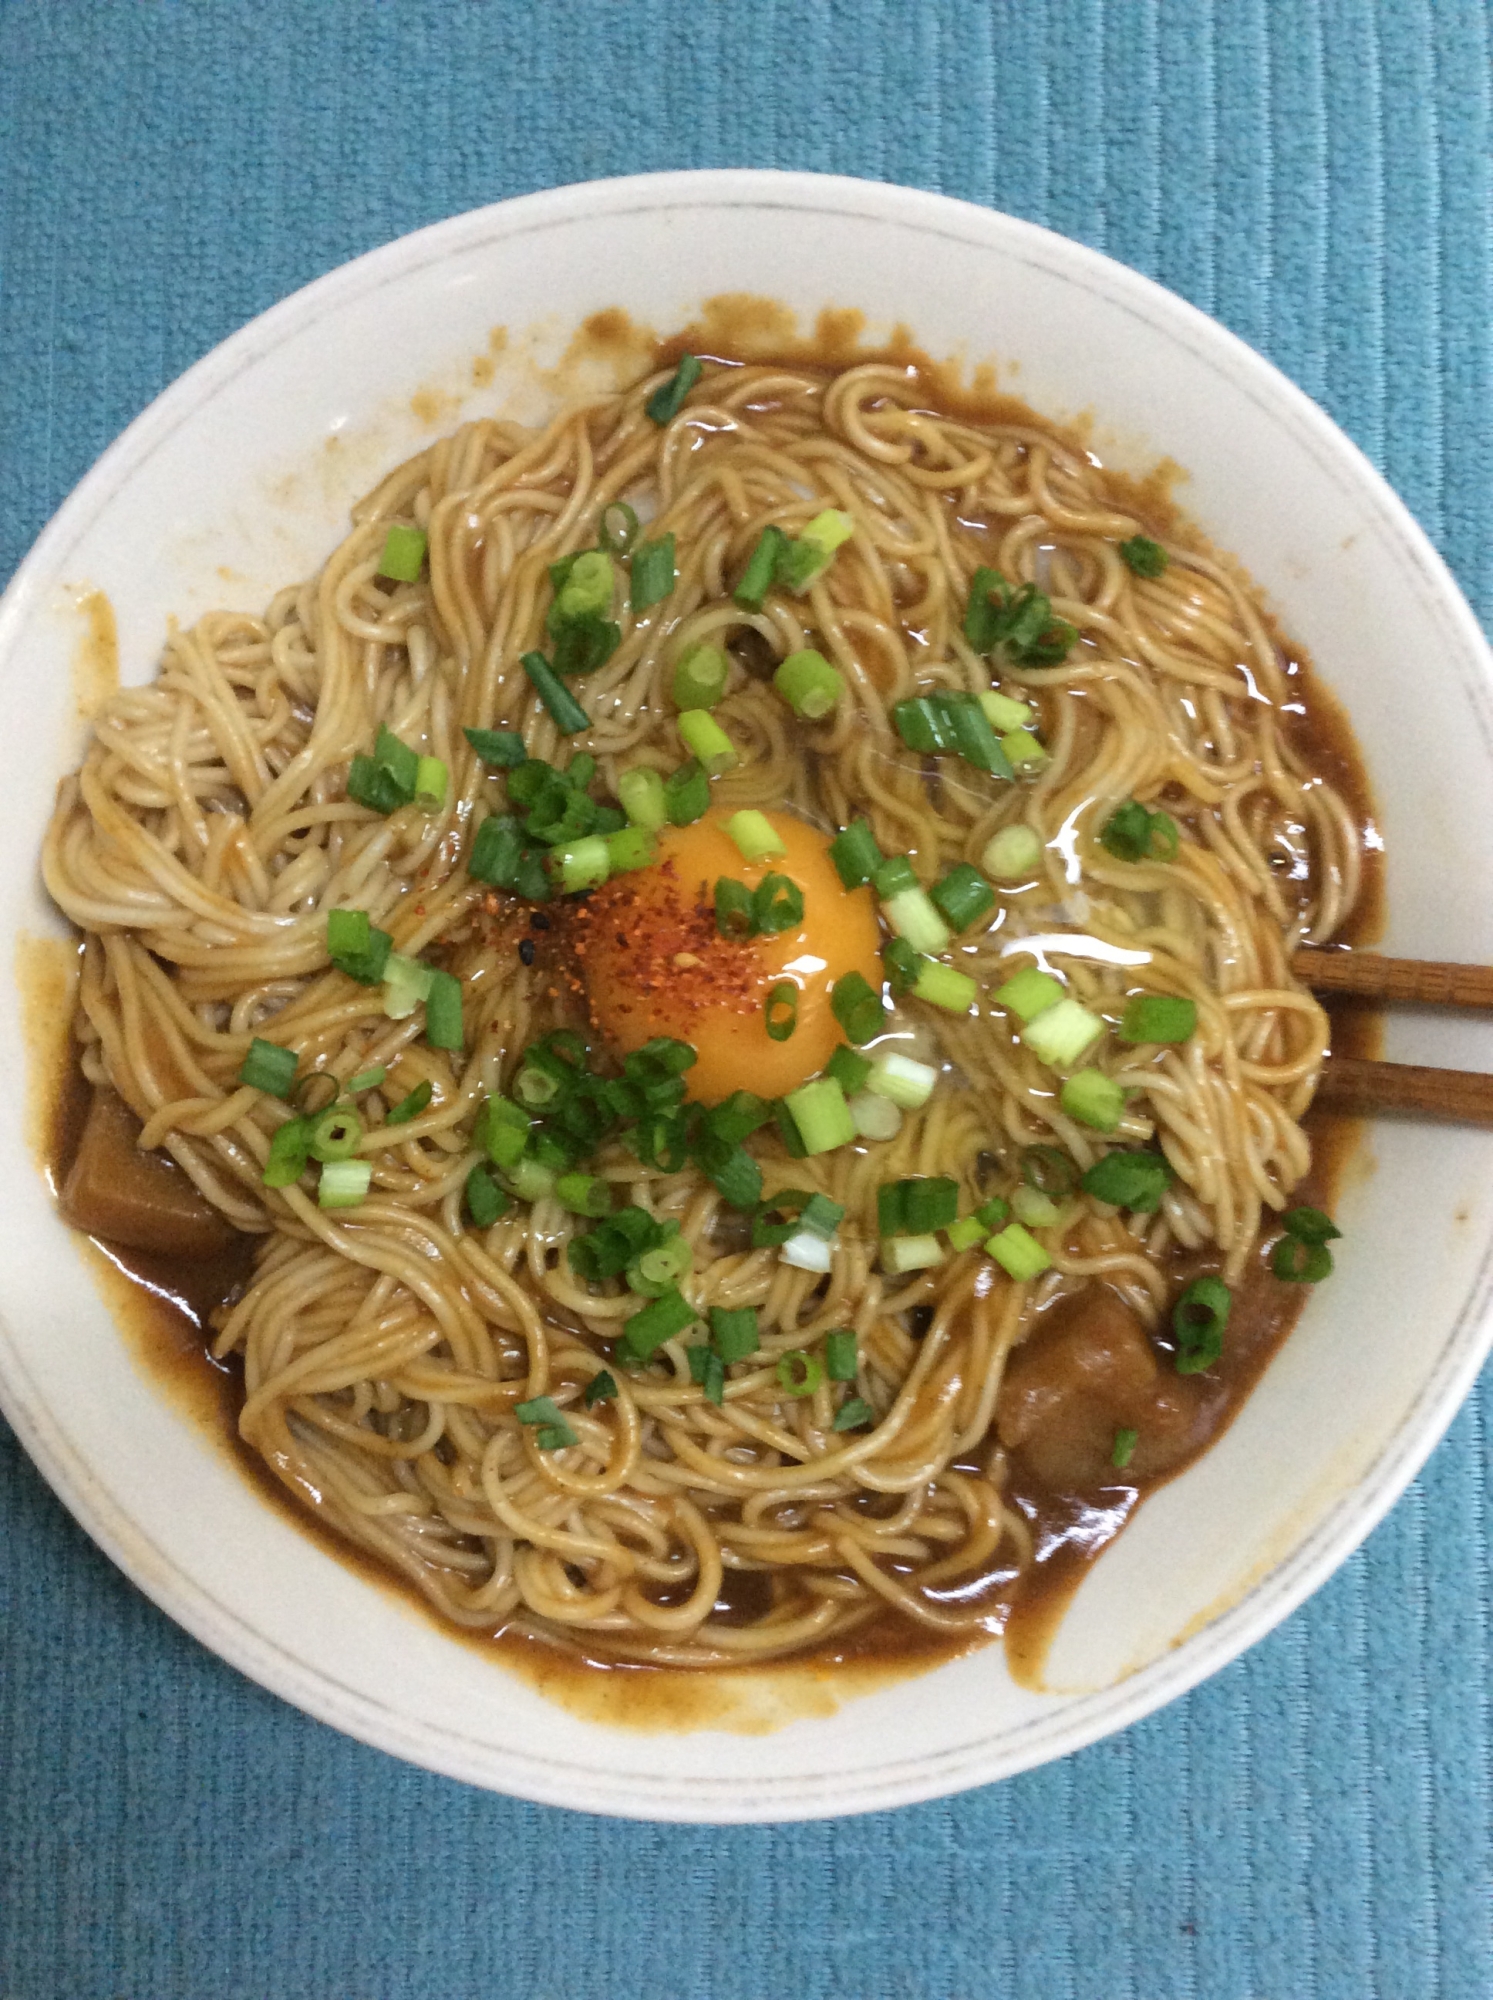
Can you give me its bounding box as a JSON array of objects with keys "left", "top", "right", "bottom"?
[
  {"left": 1112, "top": 1426, "right": 1139, "bottom": 1469},
  {"left": 776, "top": 1350, "right": 824, "bottom": 1399},
  {"left": 832, "top": 1396, "right": 874, "bottom": 1432},
  {"left": 1119, "top": 994, "right": 1197, "bottom": 1045},
  {"left": 1172, "top": 1275, "right": 1231, "bottom": 1373},
  {"left": 377, "top": 524, "right": 427, "bottom": 582},
  {"left": 646, "top": 354, "right": 703, "bottom": 425},
  {"left": 386, "top": 1080, "right": 433, "bottom": 1126},
  {"left": 630, "top": 533, "right": 676, "bottom": 612},
  {"left": 239, "top": 1038, "right": 299, "bottom": 1099},
  {"left": 765, "top": 982, "right": 798, "bottom": 1042},
  {"left": 520, "top": 651, "right": 589, "bottom": 735},
  {"left": 1119, "top": 535, "right": 1168, "bottom": 578},
  {"left": 598, "top": 502, "right": 640, "bottom": 555},
  {"left": 825, "top": 1329, "right": 857, "bottom": 1381}
]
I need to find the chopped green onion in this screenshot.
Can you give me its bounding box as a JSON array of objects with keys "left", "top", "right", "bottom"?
[
  {"left": 911, "top": 959, "right": 978, "bottom": 1014},
  {"left": 995, "top": 965, "right": 1064, "bottom": 1022},
  {"left": 884, "top": 1176, "right": 958, "bottom": 1233},
  {"left": 598, "top": 501, "right": 640, "bottom": 555},
  {"left": 520, "top": 651, "right": 589, "bottom": 734},
  {"left": 825, "top": 1045, "right": 873, "bottom": 1095},
  {"left": 703, "top": 1091, "right": 775, "bottom": 1146},
  {"left": 345, "top": 1066, "right": 387, "bottom": 1094},
  {"left": 687, "top": 1342, "right": 727, "bottom": 1404},
  {"left": 753, "top": 873, "right": 804, "bottom": 936},
  {"left": 1112, "top": 1426, "right": 1139, "bottom": 1469},
  {"left": 628, "top": 1232, "right": 693, "bottom": 1297},
  {"left": 1011, "top": 1185, "right": 1061, "bottom": 1228},
  {"left": 830, "top": 970, "right": 884, "bottom": 1046},
  {"left": 781, "top": 1229, "right": 832, "bottom": 1273},
  {"left": 385, "top": 1081, "right": 433, "bottom": 1127},
  {"left": 468, "top": 815, "right": 531, "bottom": 895},
  {"left": 789, "top": 508, "right": 855, "bottom": 589},
  {"left": 672, "top": 642, "right": 730, "bottom": 710},
  {"left": 727, "top": 810, "right": 786, "bottom": 864},
  {"left": 464, "top": 726, "right": 528, "bottom": 769},
  {"left": 413, "top": 757, "right": 448, "bottom": 811},
  {"left": 515, "top": 1396, "right": 579, "bottom": 1451},
  {"left": 828, "top": 819, "right": 884, "bottom": 889},
  {"left": 882, "top": 886, "right": 952, "bottom": 956},
  {"left": 424, "top": 970, "right": 463, "bottom": 1050},
  {"left": 318, "top": 1158, "right": 373, "bottom": 1209},
  {"left": 765, "top": 982, "right": 798, "bottom": 1042},
  {"left": 776, "top": 1350, "right": 825, "bottom": 1398},
  {"left": 1281, "top": 1205, "right": 1342, "bottom": 1245},
  {"left": 974, "top": 1195, "right": 1011, "bottom": 1230},
  {"left": 773, "top": 648, "right": 844, "bottom": 719},
  {"left": 1081, "top": 1149, "right": 1173, "bottom": 1212},
  {"left": 377, "top": 524, "right": 427, "bottom": 582},
  {"left": 326, "top": 908, "right": 394, "bottom": 986},
  {"left": 734, "top": 525, "right": 790, "bottom": 610},
  {"left": 554, "top": 1172, "right": 613, "bottom": 1218},
  {"left": 1061, "top": 1070, "right": 1126, "bottom": 1132},
  {"left": 1173, "top": 1275, "right": 1231, "bottom": 1373},
  {"left": 646, "top": 353, "right": 703, "bottom": 424},
  {"left": 714, "top": 877, "right": 755, "bottom": 939},
  {"left": 606, "top": 825, "right": 656, "bottom": 873},
  {"left": 1099, "top": 800, "right": 1179, "bottom": 864},
  {"left": 798, "top": 1192, "right": 845, "bottom": 1239},
  {"left": 476, "top": 1095, "right": 532, "bottom": 1171},
  {"left": 618, "top": 1286, "right": 698, "bottom": 1363},
  {"left": 710, "top": 1306, "right": 760, "bottom": 1361},
  {"left": 1119, "top": 535, "right": 1168, "bottom": 578},
  {"left": 892, "top": 694, "right": 1015, "bottom": 779},
  {"left": 382, "top": 952, "right": 435, "bottom": 1020},
  {"left": 630, "top": 533, "right": 676, "bottom": 612},
  {"left": 508, "top": 1156, "right": 557, "bottom": 1204},
  {"left": 873, "top": 854, "right": 919, "bottom": 899},
  {"left": 979, "top": 690, "right": 1034, "bottom": 732},
  {"left": 663, "top": 758, "right": 710, "bottom": 825},
  {"left": 825, "top": 1329, "right": 857, "bottom": 1381},
  {"left": 781, "top": 1077, "right": 855, "bottom": 1156},
  {"left": 882, "top": 1234, "right": 945, "bottom": 1274},
  {"left": 677, "top": 708, "right": 738, "bottom": 776},
  {"left": 882, "top": 936, "right": 921, "bottom": 996},
  {"left": 583, "top": 1369, "right": 618, "bottom": 1407},
  {"left": 1272, "top": 1235, "right": 1334, "bottom": 1282},
  {"left": 833, "top": 1396, "right": 875, "bottom": 1432},
  {"left": 552, "top": 614, "right": 621, "bottom": 677},
  {"left": 1001, "top": 729, "right": 1048, "bottom": 774},
  {"left": 865, "top": 1051, "right": 938, "bottom": 1109},
  {"left": 513, "top": 1064, "right": 561, "bottom": 1108},
  {"left": 556, "top": 835, "right": 611, "bottom": 894},
  {"left": 848, "top": 1091, "right": 902, "bottom": 1141},
  {"left": 963, "top": 566, "right": 1076, "bottom": 666},
  {"left": 262, "top": 1115, "right": 313, "bottom": 1188},
  {"left": 985, "top": 1222, "right": 1051, "bottom": 1281},
  {"left": 553, "top": 550, "right": 615, "bottom": 624},
  {"left": 239, "top": 1038, "right": 299, "bottom": 1099},
  {"left": 1022, "top": 998, "right": 1106, "bottom": 1068},
  {"left": 982, "top": 824, "right": 1043, "bottom": 880},
  {"left": 931, "top": 863, "right": 997, "bottom": 933},
  {"left": 945, "top": 1216, "right": 987, "bottom": 1253},
  {"left": 346, "top": 756, "right": 407, "bottom": 815},
  {"left": 465, "top": 1164, "right": 509, "bottom": 1228},
  {"left": 618, "top": 766, "right": 667, "bottom": 830},
  {"left": 1119, "top": 994, "right": 1197, "bottom": 1045}
]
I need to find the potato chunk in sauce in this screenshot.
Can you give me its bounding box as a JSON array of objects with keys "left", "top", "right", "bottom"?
[{"left": 997, "top": 1286, "right": 1212, "bottom": 1490}]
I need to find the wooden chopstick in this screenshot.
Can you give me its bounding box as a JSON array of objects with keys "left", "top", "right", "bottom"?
[
  {"left": 1292, "top": 948, "right": 1493, "bottom": 1011},
  {"left": 1293, "top": 948, "right": 1493, "bottom": 1127}
]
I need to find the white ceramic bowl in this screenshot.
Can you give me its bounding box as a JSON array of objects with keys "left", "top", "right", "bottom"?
[{"left": 4, "top": 170, "right": 1492, "bottom": 1824}]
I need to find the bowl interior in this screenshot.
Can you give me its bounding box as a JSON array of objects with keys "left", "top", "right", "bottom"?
[{"left": 3, "top": 170, "right": 1492, "bottom": 1821}]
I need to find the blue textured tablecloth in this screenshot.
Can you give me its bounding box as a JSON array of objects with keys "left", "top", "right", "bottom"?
[{"left": 3, "top": 4, "right": 1491, "bottom": 1994}]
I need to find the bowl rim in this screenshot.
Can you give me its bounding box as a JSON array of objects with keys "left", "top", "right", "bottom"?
[{"left": 5, "top": 166, "right": 1493, "bottom": 1822}]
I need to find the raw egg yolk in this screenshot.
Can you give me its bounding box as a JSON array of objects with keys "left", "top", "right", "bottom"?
[{"left": 572, "top": 810, "right": 882, "bottom": 1103}]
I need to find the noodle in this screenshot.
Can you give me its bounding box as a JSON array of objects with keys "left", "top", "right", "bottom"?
[{"left": 43, "top": 352, "right": 1360, "bottom": 1665}]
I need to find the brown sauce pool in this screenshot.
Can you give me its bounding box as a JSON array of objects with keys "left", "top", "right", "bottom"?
[{"left": 28, "top": 318, "right": 1383, "bottom": 1726}]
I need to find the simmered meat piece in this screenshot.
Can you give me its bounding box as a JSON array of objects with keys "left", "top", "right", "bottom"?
[
  {"left": 60, "top": 1086, "right": 238, "bottom": 1259},
  {"left": 997, "top": 1285, "right": 1210, "bottom": 1489}
]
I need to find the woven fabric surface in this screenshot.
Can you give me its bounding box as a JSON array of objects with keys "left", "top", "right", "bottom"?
[{"left": 2, "top": 3, "right": 1491, "bottom": 1995}]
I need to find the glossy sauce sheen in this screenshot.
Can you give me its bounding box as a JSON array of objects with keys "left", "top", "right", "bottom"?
[{"left": 35, "top": 317, "right": 1383, "bottom": 1716}]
